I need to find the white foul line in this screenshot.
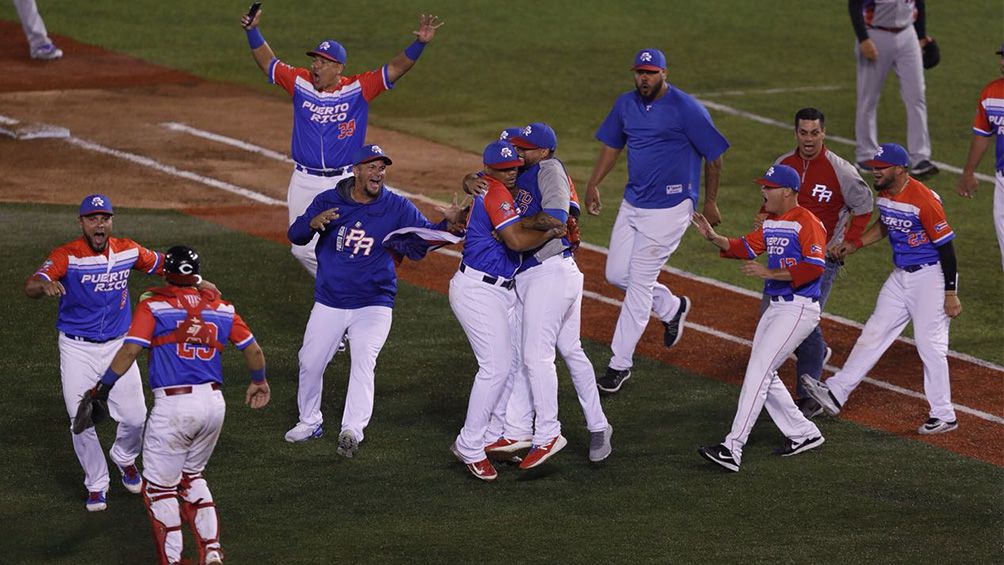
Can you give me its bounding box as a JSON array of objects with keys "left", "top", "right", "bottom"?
[{"left": 694, "top": 84, "right": 847, "bottom": 98}]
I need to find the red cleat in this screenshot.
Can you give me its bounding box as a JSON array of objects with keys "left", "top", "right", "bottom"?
[
  {"left": 518, "top": 435, "right": 567, "bottom": 470},
  {"left": 485, "top": 437, "right": 531, "bottom": 454}
]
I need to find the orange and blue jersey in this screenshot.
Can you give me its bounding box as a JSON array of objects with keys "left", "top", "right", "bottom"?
[
  {"left": 270, "top": 59, "right": 392, "bottom": 170},
  {"left": 972, "top": 77, "right": 1004, "bottom": 172},
  {"left": 462, "top": 176, "right": 522, "bottom": 279},
  {"left": 723, "top": 206, "right": 828, "bottom": 299},
  {"left": 124, "top": 288, "right": 255, "bottom": 389},
  {"left": 34, "top": 237, "right": 162, "bottom": 341},
  {"left": 876, "top": 178, "right": 954, "bottom": 269}
]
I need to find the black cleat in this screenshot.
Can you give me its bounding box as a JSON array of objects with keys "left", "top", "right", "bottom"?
[{"left": 597, "top": 367, "right": 631, "bottom": 394}]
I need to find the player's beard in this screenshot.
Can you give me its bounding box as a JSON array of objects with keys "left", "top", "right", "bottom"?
[
  {"left": 84, "top": 230, "right": 108, "bottom": 253},
  {"left": 636, "top": 79, "right": 664, "bottom": 103}
]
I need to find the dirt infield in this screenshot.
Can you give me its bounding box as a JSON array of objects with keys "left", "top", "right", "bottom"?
[{"left": 3, "top": 25, "right": 1000, "bottom": 466}]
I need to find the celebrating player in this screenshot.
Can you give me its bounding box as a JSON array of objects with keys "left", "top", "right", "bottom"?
[
  {"left": 73, "top": 246, "right": 269, "bottom": 565},
  {"left": 241, "top": 6, "right": 443, "bottom": 277},
  {"left": 284, "top": 144, "right": 464, "bottom": 457},
  {"left": 801, "top": 143, "right": 962, "bottom": 435},
  {"left": 24, "top": 194, "right": 160, "bottom": 511},
  {"left": 692, "top": 165, "right": 827, "bottom": 473},
  {"left": 585, "top": 48, "right": 730, "bottom": 394}
]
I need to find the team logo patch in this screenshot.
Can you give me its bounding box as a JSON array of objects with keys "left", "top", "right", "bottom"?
[
  {"left": 810, "top": 244, "right": 823, "bottom": 254},
  {"left": 766, "top": 166, "right": 775, "bottom": 177},
  {"left": 183, "top": 294, "right": 201, "bottom": 308},
  {"left": 934, "top": 220, "right": 948, "bottom": 232},
  {"left": 91, "top": 196, "right": 105, "bottom": 207},
  {"left": 522, "top": 125, "right": 532, "bottom": 136},
  {"left": 640, "top": 51, "right": 653, "bottom": 62},
  {"left": 501, "top": 147, "right": 513, "bottom": 158},
  {"left": 500, "top": 202, "right": 512, "bottom": 212},
  {"left": 371, "top": 145, "right": 384, "bottom": 155},
  {"left": 319, "top": 41, "right": 331, "bottom": 50},
  {"left": 875, "top": 146, "right": 884, "bottom": 157}
]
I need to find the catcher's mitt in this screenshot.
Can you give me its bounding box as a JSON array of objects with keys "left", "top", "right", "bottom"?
[
  {"left": 922, "top": 39, "right": 940, "bottom": 70},
  {"left": 72, "top": 382, "right": 112, "bottom": 434}
]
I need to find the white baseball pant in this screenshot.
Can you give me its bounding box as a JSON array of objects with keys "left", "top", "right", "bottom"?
[
  {"left": 995, "top": 171, "right": 1004, "bottom": 271},
  {"left": 449, "top": 268, "right": 518, "bottom": 463},
  {"left": 12, "top": 0, "right": 53, "bottom": 51},
  {"left": 854, "top": 27, "right": 931, "bottom": 164},
  {"left": 723, "top": 297, "right": 822, "bottom": 464},
  {"left": 287, "top": 168, "right": 353, "bottom": 277},
  {"left": 59, "top": 334, "right": 147, "bottom": 493},
  {"left": 294, "top": 302, "right": 393, "bottom": 442},
  {"left": 824, "top": 264, "right": 955, "bottom": 421},
  {"left": 606, "top": 199, "right": 692, "bottom": 371}
]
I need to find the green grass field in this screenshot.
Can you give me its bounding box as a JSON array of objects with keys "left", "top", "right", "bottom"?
[{"left": 1, "top": 1, "right": 1002, "bottom": 562}]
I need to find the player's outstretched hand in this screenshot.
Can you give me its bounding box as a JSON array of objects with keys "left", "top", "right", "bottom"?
[
  {"left": 944, "top": 294, "right": 962, "bottom": 319},
  {"left": 246, "top": 381, "right": 271, "bottom": 409},
  {"left": 740, "top": 260, "right": 770, "bottom": 279},
  {"left": 462, "top": 173, "right": 488, "bottom": 196},
  {"left": 437, "top": 193, "right": 470, "bottom": 227},
  {"left": 955, "top": 173, "right": 978, "bottom": 198},
  {"left": 690, "top": 212, "right": 718, "bottom": 241},
  {"left": 413, "top": 14, "right": 444, "bottom": 44},
  {"left": 585, "top": 186, "right": 602, "bottom": 216},
  {"left": 831, "top": 241, "right": 858, "bottom": 260},
  {"left": 240, "top": 6, "right": 262, "bottom": 29},
  {"left": 310, "top": 208, "right": 340, "bottom": 231}
]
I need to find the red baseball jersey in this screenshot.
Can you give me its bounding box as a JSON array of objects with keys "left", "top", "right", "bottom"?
[
  {"left": 876, "top": 178, "right": 954, "bottom": 269},
  {"left": 971, "top": 77, "right": 1004, "bottom": 172}
]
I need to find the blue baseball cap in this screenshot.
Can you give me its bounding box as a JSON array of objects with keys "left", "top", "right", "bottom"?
[
  {"left": 353, "top": 144, "right": 393, "bottom": 166},
  {"left": 306, "top": 40, "right": 347, "bottom": 64},
  {"left": 483, "top": 141, "right": 524, "bottom": 169},
  {"left": 756, "top": 164, "right": 801, "bottom": 191},
  {"left": 498, "top": 127, "right": 522, "bottom": 143},
  {"left": 864, "top": 143, "right": 910, "bottom": 169},
  {"left": 79, "top": 194, "right": 114, "bottom": 216},
  {"left": 510, "top": 122, "right": 557, "bottom": 151},
  {"left": 632, "top": 48, "right": 666, "bottom": 71}
]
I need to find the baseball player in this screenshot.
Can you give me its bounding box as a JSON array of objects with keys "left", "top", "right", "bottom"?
[
  {"left": 241, "top": 7, "right": 443, "bottom": 277},
  {"left": 956, "top": 43, "right": 1004, "bottom": 271},
  {"left": 285, "top": 144, "right": 463, "bottom": 457},
  {"left": 23, "top": 194, "right": 159, "bottom": 511},
  {"left": 585, "top": 48, "right": 730, "bottom": 394},
  {"left": 849, "top": 0, "right": 937, "bottom": 176},
  {"left": 758, "top": 107, "right": 873, "bottom": 416},
  {"left": 12, "top": 0, "right": 62, "bottom": 59},
  {"left": 449, "top": 140, "right": 568, "bottom": 481},
  {"left": 74, "top": 246, "right": 270, "bottom": 565},
  {"left": 692, "top": 165, "right": 827, "bottom": 472},
  {"left": 801, "top": 143, "right": 962, "bottom": 434}
]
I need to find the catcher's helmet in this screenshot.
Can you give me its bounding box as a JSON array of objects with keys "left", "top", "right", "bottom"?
[{"left": 164, "top": 246, "right": 200, "bottom": 276}]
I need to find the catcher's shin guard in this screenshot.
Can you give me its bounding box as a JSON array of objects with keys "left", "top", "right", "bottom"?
[
  {"left": 179, "top": 472, "right": 222, "bottom": 564},
  {"left": 142, "top": 479, "right": 184, "bottom": 565}
]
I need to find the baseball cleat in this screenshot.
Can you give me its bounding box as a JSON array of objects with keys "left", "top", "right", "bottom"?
[
  {"left": 118, "top": 463, "right": 143, "bottom": 494},
  {"left": 662, "top": 296, "right": 691, "bottom": 348},
  {"left": 336, "top": 334, "right": 348, "bottom": 354},
  {"left": 485, "top": 437, "right": 532, "bottom": 454},
  {"left": 205, "top": 549, "right": 224, "bottom": 564},
  {"left": 698, "top": 444, "right": 739, "bottom": 472},
  {"left": 30, "top": 43, "right": 63, "bottom": 61},
  {"left": 799, "top": 374, "right": 842, "bottom": 416},
  {"left": 518, "top": 435, "right": 567, "bottom": 470},
  {"left": 917, "top": 418, "right": 958, "bottom": 435},
  {"left": 588, "top": 425, "right": 613, "bottom": 463},
  {"left": 597, "top": 367, "right": 631, "bottom": 394},
  {"left": 910, "top": 160, "right": 939, "bottom": 178},
  {"left": 450, "top": 443, "right": 498, "bottom": 482},
  {"left": 336, "top": 430, "right": 359, "bottom": 458},
  {"left": 85, "top": 491, "right": 107, "bottom": 512},
  {"left": 773, "top": 435, "right": 825, "bottom": 457},
  {"left": 285, "top": 423, "right": 324, "bottom": 443},
  {"left": 795, "top": 397, "right": 824, "bottom": 419}
]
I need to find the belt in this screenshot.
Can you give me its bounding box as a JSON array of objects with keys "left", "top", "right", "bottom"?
[
  {"left": 459, "top": 263, "right": 514, "bottom": 290},
  {"left": 295, "top": 163, "right": 348, "bottom": 177},
  {"left": 903, "top": 261, "right": 938, "bottom": 273},
  {"left": 163, "top": 383, "right": 222, "bottom": 396},
  {"left": 64, "top": 333, "right": 120, "bottom": 344},
  {"left": 770, "top": 294, "right": 819, "bottom": 303},
  {"left": 869, "top": 25, "right": 907, "bottom": 33}
]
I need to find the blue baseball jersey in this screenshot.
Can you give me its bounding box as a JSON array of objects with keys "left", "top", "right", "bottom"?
[
  {"left": 270, "top": 59, "right": 393, "bottom": 170},
  {"left": 514, "top": 159, "right": 572, "bottom": 272},
  {"left": 288, "top": 179, "right": 437, "bottom": 309},
  {"left": 462, "top": 176, "right": 522, "bottom": 278},
  {"left": 972, "top": 78, "right": 1004, "bottom": 172},
  {"left": 125, "top": 287, "right": 256, "bottom": 389},
  {"left": 596, "top": 85, "right": 729, "bottom": 209},
  {"left": 34, "top": 237, "right": 163, "bottom": 341},
  {"left": 876, "top": 178, "right": 955, "bottom": 269}
]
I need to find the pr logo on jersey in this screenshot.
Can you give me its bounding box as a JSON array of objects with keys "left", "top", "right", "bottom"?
[
  {"left": 302, "top": 100, "right": 351, "bottom": 125},
  {"left": 341, "top": 223, "right": 375, "bottom": 256},
  {"left": 811, "top": 184, "right": 833, "bottom": 203}
]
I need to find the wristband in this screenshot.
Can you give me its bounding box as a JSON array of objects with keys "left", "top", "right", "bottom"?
[
  {"left": 250, "top": 367, "right": 266, "bottom": 383},
  {"left": 404, "top": 40, "right": 425, "bottom": 61},
  {"left": 246, "top": 28, "right": 265, "bottom": 50},
  {"left": 100, "top": 367, "right": 122, "bottom": 386}
]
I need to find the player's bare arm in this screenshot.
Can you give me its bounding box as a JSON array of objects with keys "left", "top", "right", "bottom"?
[
  {"left": 740, "top": 261, "right": 792, "bottom": 281},
  {"left": 585, "top": 144, "right": 622, "bottom": 216},
  {"left": 24, "top": 274, "right": 65, "bottom": 298},
  {"left": 241, "top": 6, "right": 275, "bottom": 75},
  {"left": 834, "top": 219, "right": 887, "bottom": 259},
  {"left": 462, "top": 173, "right": 488, "bottom": 196},
  {"left": 956, "top": 135, "right": 992, "bottom": 197},
  {"left": 106, "top": 342, "right": 144, "bottom": 377},
  {"left": 386, "top": 14, "right": 444, "bottom": 84},
  {"left": 520, "top": 210, "right": 565, "bottom": 232},
  {"left": 702, "top": 157, "right": 723, "bottom": 226},
  {"left": 498, "top": 222, "right": 567, "bottom": 252},
  {"left": 690, "top": 212, "right": 729, "bottom": 250},
  {"left": 242, "top": 342, "right": 271, "bottom": 409}
]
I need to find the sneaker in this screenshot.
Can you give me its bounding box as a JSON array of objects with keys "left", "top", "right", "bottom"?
[
  {"left": 205, "top": 549, "right": 224, "bottom": 564},
  {"left": 485, "top": 437, "right": 532, "bottom": 454},
  {"left": 588, "top": 425, "right": 613, "bottom": 462},
  {"left": 118, "top": 463, "right": 142, "bottom": 494},
  {"left": 697, "top": 444, "right": 739, "bottom": 472},
  {"left": 285, "top": 423, "right": 324, "bottom": 443},
  {"left": 773, "top": 435, "right": 825, "bottom": 457},
  {"left": 597, "top": 367, "right": 631, "bottom": 394},
  {"left": 799, "top": 374, "right": 842, "bottom": 416},
  {"left": 662, "top": 296, "right": 691, "bottom": 348},
  {"left": 336, "top": 430, "right": 359, "bottom": 458},
  {"left": 795, "top": 397, "right": 824, "bottom": 419},
  {"left": 31, "top": 43, "right": 63, "bottom": 60},
  {"left": 917, "top": 418, "right": 958, "bottom": 435},
  {"left": 85, "top": 491, "right": 107, "bottom": 512},
  {"left": 910, "top": 160, "right": 939, "bottom": 177},
  {"left": 337, "top": 334, "right": 348, "bottom": 354},
  {"left": 518, "top": 435, "right": 568, "bottom": 470},
  {"left": 450, "top": 443, "right": 498, "bottom": 482}
]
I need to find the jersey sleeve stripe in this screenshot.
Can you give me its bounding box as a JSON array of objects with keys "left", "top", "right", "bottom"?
[
  {"left": 234, "top": 335, "right": 256, "bottom": 350},
  {"left": 268, "top": 58, "right": 279, "bottom": 84},
  {"left": 972, "top": 126, "right": 994, "bottom": 136},
  {"left": 35, "top": 272, "right": 53, "bottom": 281},
  {"left": 125, "top": 336, "right": 151, "bottom": 347},
  {"left": 381, "top": 65, "right": 394, "bottom": 89},
  {"left": 931, "top": 231, "right": 955, "bottom": 245},
  {"left": 145, "top": 252, "right": 163, "bottom": 274},
  {"left": 741, "top": 239, "right": 756, "bottom": 259},
  {"left": 803, "top": 256, "right": 827, "bottom": 267},
  {"left": 495, "top": 216, "right": 520, "bottom": 231}
]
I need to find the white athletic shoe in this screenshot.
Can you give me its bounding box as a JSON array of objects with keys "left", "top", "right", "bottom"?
[
  {"left": 31, "top": 44, "right": 63, "bottom": 60},
  {"left": 85, "top": 491, "right": 107, "bottom": 512},
  {"left": 800, "top": 374, "right": 842, "bottom": 416},
  {"left": 117, "top": 463, "right": 143, "bottom": 494},
  {"left": 205, "top": 549, "right": 224, "bottom": 564},
  {"left": 337, "top": 430, "right": 359, "bottom": 458},
  {"left": 917, "top": 418, "right": 958, "bottom": 435},
  {"left": 588, "top": 425, "right": 613, "bottom": 462},
  {"left": 285, "top": 423, "right": 324, "bottom": 443},
  {"left": 774, "top": 435, "right": 825, "bottom": 457}
]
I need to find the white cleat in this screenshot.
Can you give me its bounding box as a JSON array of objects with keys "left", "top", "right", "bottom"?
[
  {"left": 31, "top": 44, "right": 63, "bottom": 60},
  {"left": 799, "top": 374, "right": 842, "bottom": 416}
]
